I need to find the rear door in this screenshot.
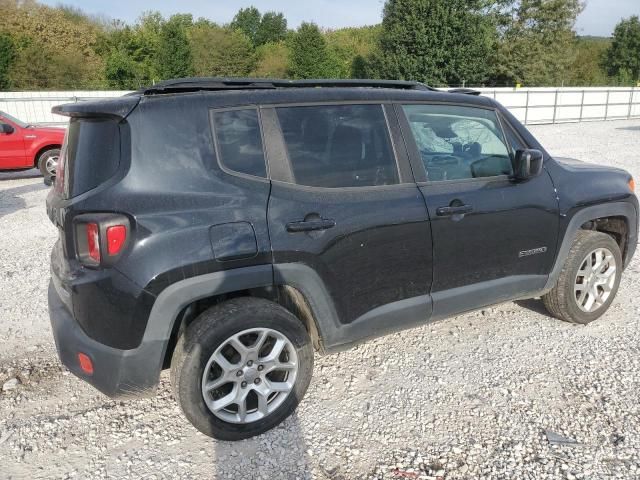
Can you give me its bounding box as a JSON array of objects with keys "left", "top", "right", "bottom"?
[
  {"left": 264, "top": 103, "right": 433, "bottom": 349},
  {"left": 0, "top": 115, "right": 26, "bottom": 168},
  {"left": 397, "top": 103, "right": 559, "bottom": 319}
]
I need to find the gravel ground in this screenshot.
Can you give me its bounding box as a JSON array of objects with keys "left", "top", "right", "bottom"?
[{"left": 0, "top": 119, "right": 639, "bottom": 479}]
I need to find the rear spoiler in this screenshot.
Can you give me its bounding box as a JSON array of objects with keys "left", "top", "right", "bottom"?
[{"left": 52, "top": 96, "right": 140, "bottom": 120}]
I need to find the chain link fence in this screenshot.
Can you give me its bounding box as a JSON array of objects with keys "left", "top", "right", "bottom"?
[{"left": 1, "top": 87, "right": 639, "bottom": 127}]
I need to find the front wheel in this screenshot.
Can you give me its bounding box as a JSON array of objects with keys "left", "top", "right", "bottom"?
[
  {"left": 170, "top": 298, "right": 314, "bottom": 440},
  {"left": 37, "top": 148, "right": 60, "bottom": 182},
  {"left": 543, "top": 230, "right": 622, "bottom": 324}
]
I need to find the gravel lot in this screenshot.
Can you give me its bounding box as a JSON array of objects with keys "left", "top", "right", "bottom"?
[{"left": 1, "top": 119, "right": 639, "bottom": 479}]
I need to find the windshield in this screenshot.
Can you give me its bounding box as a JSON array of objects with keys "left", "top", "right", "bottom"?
[{"left": 0, "top": 111, "right": 29, "bottom": 128}]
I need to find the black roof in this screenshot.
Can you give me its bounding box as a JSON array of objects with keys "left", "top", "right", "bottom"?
[{"left": 54, "top": 78, "right": 492, "bottom": 119}]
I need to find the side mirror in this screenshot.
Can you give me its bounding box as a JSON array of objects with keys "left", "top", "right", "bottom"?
[
  {"left": 513, "top": 149, "right": 544, "bottom": 181},
  {"left": 0, "top": 123, "right": 15, "bottom": 134}
]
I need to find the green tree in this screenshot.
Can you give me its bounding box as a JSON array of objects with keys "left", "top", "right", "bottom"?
[
  {"left": 9, "top": 40, "right": 103, "bottom": 89},
  {"left": 370, "top": 0, "right": 496, "bottom": 86},
  {"left": 189, "top": 24, "right": 256, "bottom": 76},
  {"left": 157, "top": 14, "right": 194, "bottom": 79},
  {"left": 105, "top": 48, "right": 139, "bottom": 88},
  {"left": 0, "top": 33, "right": 16, "bottom": 89},
  {"left": 565, "top": 37, "right": 611, "bottom": 86},
  {"left": 287, "top": 22, "right": 339, "bottom": 79},
  {"left": 253, "top": 41, "right": 289, "bottom": 78},
  {"left": 256, "top": 12, "right": 288, "bottom": 46},
  {"left": 1, "top": 0, "right": 105, "bottom": 89},
  {"left": 491, "top": 0, "right": 583, "bottom": 86},
  {"left": 604, "top": 16, "right": 640, "bottom": 84},
  {"left": 325, "top": 26, "right": 381, "bottom": 78},
  {"left": 230, "top": 7, "right": 261, "bottom": 46}
]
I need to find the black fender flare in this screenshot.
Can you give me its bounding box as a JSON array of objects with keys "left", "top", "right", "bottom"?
[
  {"left": 543, "top": 201, "right": 638, "bottom": 292},
  {"left": 133, "top": 265, "right": 274, "bottom": 389}
]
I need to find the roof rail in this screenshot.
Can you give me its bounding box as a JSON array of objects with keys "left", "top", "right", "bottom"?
[
  {"left": 141, "top": 77, "right": 437, "bottom": 94},
  {"left": 448, "top": 88, "right": 482, "bottom": 96}
]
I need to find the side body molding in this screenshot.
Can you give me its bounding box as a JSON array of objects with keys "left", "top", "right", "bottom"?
[{"left": 274, "top": 263, "right": 433, "bottom": 352}]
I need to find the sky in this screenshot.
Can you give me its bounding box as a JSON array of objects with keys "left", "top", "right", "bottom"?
[{"left": 40, "top": 0, "right": 639, "bottom": 37}]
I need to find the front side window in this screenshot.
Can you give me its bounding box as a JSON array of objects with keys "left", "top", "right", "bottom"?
[
  {"left": 212, "top": 109, "right": 267, "bottom": 178},
  {"left": 276, "top": 104, "right": 399, "bottom": 188},
  {"left": 402, "top": 105, "right": 513, "bottom": 181}
]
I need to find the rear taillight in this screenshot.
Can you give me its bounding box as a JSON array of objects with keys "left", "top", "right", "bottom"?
[
  {"left": 86, "top": 223, "right": 101, "bottom": 262},
  {"left": 74, "top": 214, "right": 131, "bottom": 268}
]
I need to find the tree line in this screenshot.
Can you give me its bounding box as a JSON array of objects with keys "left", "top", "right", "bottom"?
[{"left": 0, "top": 0, "right": 638, "bottom": 91}]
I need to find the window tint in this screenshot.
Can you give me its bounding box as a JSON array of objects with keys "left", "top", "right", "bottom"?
[
  {"left": 402, "top": 105, "right": 513, "bottom": 181},
  {"left": 276, "top": 104, "right": 399, "bottom": 188},
  {"left": 62, "top": 118, "right": 121, "bottom": 198},
  {"left": 212, "top": 109, "right": 267, "bottom": 178}
]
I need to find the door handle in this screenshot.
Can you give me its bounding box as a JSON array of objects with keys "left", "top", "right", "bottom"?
[
  {"left": 436, "top": 204, "right": 473, "bottom": 217},
  {"left": 286, "top": 218, "right": 336, "bottom": 233}
]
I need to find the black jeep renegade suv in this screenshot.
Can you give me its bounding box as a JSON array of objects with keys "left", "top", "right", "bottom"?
[{"left": 46, "top": 78, "right": 638, "bottom": 440}]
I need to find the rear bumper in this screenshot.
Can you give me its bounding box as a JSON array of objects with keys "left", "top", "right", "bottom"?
[{"left": 48, "top": 279, "right": 165, "bottom": 398}]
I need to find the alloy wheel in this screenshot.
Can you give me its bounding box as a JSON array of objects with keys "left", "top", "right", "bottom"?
[
  {"left": 574, "top": 247, "right": 617, "bottom": 313},
  {"left": 201, "top": 328, "right": 298, "bottom": 424}
]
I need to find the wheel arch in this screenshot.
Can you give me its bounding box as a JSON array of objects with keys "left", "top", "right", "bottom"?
[
  {"left": 544, "top": 201, "right": 638, "bottom": 293},
  {"left": 33, "top": 144, "right": 62, "bottom": 168},
  {"left": 153, "top": 265, "right": 331, "bottom": 371}
]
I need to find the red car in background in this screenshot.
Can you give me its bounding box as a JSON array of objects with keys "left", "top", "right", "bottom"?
[{"left": 0, "top": 110, "right": 65, "bottom": 181}]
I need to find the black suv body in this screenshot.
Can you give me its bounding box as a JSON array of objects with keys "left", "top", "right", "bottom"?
[{"left": 46, "top": 79, "right": 638, "bottom": 439}]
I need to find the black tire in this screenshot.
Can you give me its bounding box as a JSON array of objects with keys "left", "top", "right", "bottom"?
[
  {"left": 170, "top": 297, "right": 314, "bottom": 440},
  {"left": 543, "top": 230, "right": 622, "bottom": 324},
  {"left": 37, "top": 148, "right": 61, "bottom": 181}
]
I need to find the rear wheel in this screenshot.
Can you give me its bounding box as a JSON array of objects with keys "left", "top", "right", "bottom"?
[
  {"left": 37, "top": 148, "right": 60, "bottom": 181},
  {"left": 170, "top": 297, "right": 314, "bottom": 440},
  {"left": 543, "top": 230, "right": 622, "bottom": 324}
]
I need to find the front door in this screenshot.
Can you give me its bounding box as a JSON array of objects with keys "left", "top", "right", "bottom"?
[
  {"left": 0, "top": 116, "right": 26, "bottom": 169},
  {"left": 397, "top": 103, "right": 559, "bottom": 319},
  {"left": 264, "top": 103, "right": 433, "bottom": 349}
]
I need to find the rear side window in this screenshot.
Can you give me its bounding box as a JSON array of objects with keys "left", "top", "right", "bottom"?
[
  {"left": 275, "top": 104, "right": 399, "bottom": 188},
  {"left": 61, "top": 118, "right": 120, "bottom": 198},
  {"left": 211, "top": 109, "right": 267, "bottom": 178}
]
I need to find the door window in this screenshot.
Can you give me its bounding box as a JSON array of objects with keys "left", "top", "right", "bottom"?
[
  {"left": 275, "top": 104, "right": 399, "bottom": 188},
  {"left": 211, "top": 108, "right": 267, "bottom": 178},
  {"left": 402, "top": 105, "right": 513, "bottom": 181}
]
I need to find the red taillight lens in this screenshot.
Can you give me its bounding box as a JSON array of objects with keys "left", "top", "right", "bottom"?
[
  {"left": 86, "top": 223, "right": 101, "bottom": 262},
  {"left": 106, "top": 225, "right": 127, "bottom": 256},
  {"left": 77, "top": 352, "right": 94, "bottom": 375},
  {"left": 75, "top": 214, "right": 129, "bottom": 267}
]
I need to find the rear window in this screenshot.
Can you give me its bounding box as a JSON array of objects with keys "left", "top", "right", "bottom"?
[{"left": 59, "top": 118, "right": 121, "bottom": 198}]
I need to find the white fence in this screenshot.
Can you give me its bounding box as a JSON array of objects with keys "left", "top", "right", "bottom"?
[
  {"left": 1, "top": 87, "right": 639, "bottom": 127},
  {"left": 476, "top": 87, "right": 640, "bottom": 124}
]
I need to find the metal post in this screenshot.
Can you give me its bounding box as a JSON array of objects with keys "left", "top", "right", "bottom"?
[
  {"left": 578, "top": 90, "right": 585, "bottom": 122},
  {"left": 552, "top": 89, "right": 559, "bottom": 124},
  {"left": 628, "top": 87, "right": 634, "bottom": 119},
  {"left": 604, "top": 90, "right": 610, "bottom": 120},
  {"left": 524, "top": 90, "right": 530, "bottom": 125}
]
